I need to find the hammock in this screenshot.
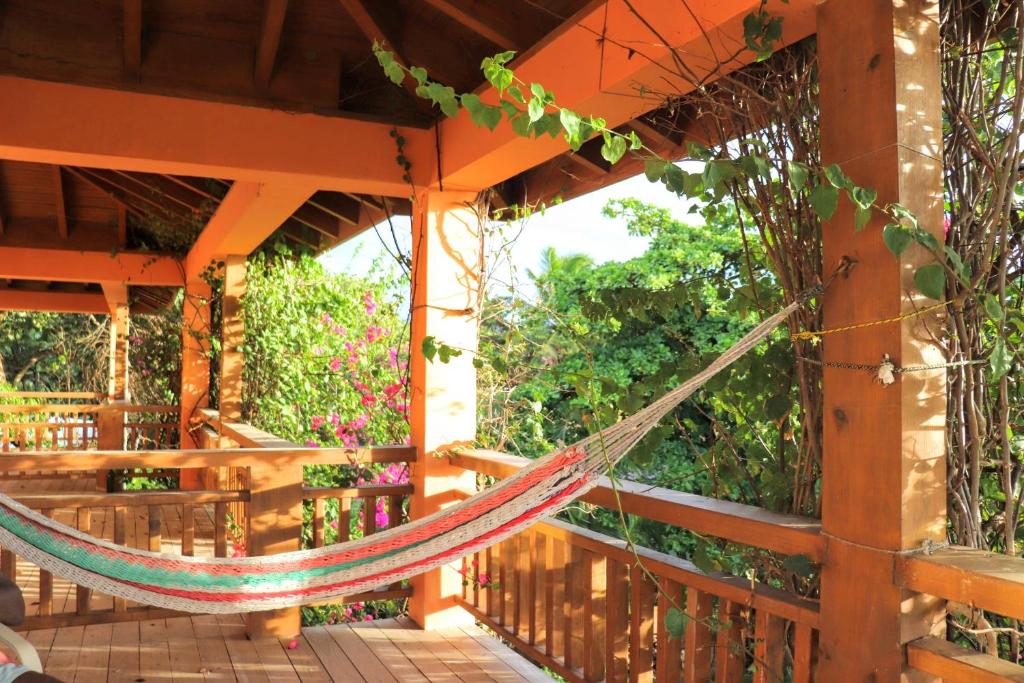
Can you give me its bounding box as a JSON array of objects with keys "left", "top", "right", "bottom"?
[{"left": 0, "top": 295, "right": 809, "bottom": 614}]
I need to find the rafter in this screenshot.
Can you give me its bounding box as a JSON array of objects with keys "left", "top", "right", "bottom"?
[
  {"left": 0, "top": 246, "right": 182, "bottom": 286},
  {"left": 0, "top": 76, "right": 421, "bottom": 197},
  {"left": 336, "top": 0, "right": 426, "bottom": 106},
  {"left": 421, "top": 0, "right": 523, "bottom": 49},
  {"left": 0, "top": 289, "right": 109, "bottom": 315},
  {"left": 62, "top": 167, "right": 145, "bottom": 220},
  {"left": 117, "top": 204, "right": 127, "bottom": 246},
  {"left": 416, "top": 0, "right": 817, "bottom": 191},
  {"left": 123, "top": 0, "right": 142, "bottom": 77},
  {"left": 51, "top": 166, "right": 68, "bottom": 238},
  {"left": 255, "top": 0, "right": 289, "bottom": 90},
  {"left": 307, "top": 191, "right": 361, "bottom": 225},
  {"left": 184, "top": 181, "right": 314, "bottom": 281}
]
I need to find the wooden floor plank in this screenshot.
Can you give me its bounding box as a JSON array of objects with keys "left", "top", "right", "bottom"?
[
  {"left": 325, "top": 625, "right": 399, "bottom": 683},
  {"left": 438, "top": 628, "right": 528, "bottom": 683},
  {"left": 370, "top": 623, "right": 459, "bottom": 682},
  {"left": 217, "top": 613, "right": 271, "bottom": 683},
  {"left": 191, "top": 615, "right": 239, "bottom": 682},
  {"left": 348, "top": 624, "right": 428, "bottom": 683},
  {"left": 459, "top": 625, "right": 552, "bottom": 683},
  {"left": 74, "top": 622, "right": 113, "bottom": 683},
  {"left": 279, "top": 635, "right": 333, "bottom": 683},
  {"left": 106, "top": 621, "right": 142, "bottom": 683},
  {"left": 166, "top": 616, "right": 205, "bottom": 681},
  {"left": 44, "top": 624, "right": 85, "bottom": 681},
  {"left": 251, "top": 637, "right": 301, "bottom": 683},
  {"left": 139, "top": 619, "right": 173, "bottom": 683},
  {"left": 302, "top": 627, "right": 361, "bottom": 683}
]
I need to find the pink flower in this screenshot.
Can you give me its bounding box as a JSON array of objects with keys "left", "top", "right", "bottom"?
[
  {"left": 321, "top": 313, "right": 333, "bottom": 325},
  {"left": 329, "top": 357, "right": 342, "bottom": 372},
  {"left": 330, "top": 519, "right": 339, "bottom": 530},
  {"left": 363, "top": 614, "right": 374, "bottom": 622},
  {"left": 353, "top": 602, "right": 364, "bottom": 610},
  {"left": 388, "top": 348, "right": 399, "bottom": 368},
  {"left": 311, "top": 415, "right": 325, "bottom": 430},
  {"left": 478, "top": 573, "right": 490, "bottom": 587},
  {"left": 361, "top": 394, "right": 377, "bottom": 407},
  {"left": 287, "top": 640, "right": 299, "bottom": 650},
  {"left": 383, "top": 383, "right": 404, "bottom": 398},
  {"left": 944, "top": 215, "right": 951, "bottom": 239},
  {"left": 366, "top": 326, "right": 383, "bottom": 343},
  {"left": 344, "top": 608, "right": 353, "bottom": 617},
  {"left": 231, "top": 543, "right": 247, "bottom": 558},
  {"left": 332, "top": 325, "right": 346, "bottom": 335},
  {"left": 305, "top": 439, "right": 319, "bottom": 447},
  {"left": 363, "top": 292, "right": 376, "bottom": 316},
  {"left": 328, "top": 413, "right": 341, "bottom": 426}
]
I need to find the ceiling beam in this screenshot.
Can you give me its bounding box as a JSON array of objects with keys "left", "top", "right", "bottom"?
[
  {"left": 184, "top": 181, "right": 315, "bottom": 281},
  {"left": 0, "top": 75, "right": 425, "bottom": 197},
  {"left": 0, "top": 289, "right": 109, "bottom": 315},
  {"left": 336, "top": 0, "right": 427, "bottom": 106},
  {"left": 255, "top": 0, "right": 289, "bottom": 90},
  {"left": 412, "top": 0, "right": 816, "bottom": 192},
  {"left": 51, "top": 166, "right": 68, "bottom": 238},
  {"left": 100, "top": 281, "right": 129, "bottom": 315},
  {"left": 421, "top": 0, "right": 523, "bottom": 49},
  {"left": 123, "top": 0, "right": 142, "bottom": 77},
  {"left": 0, "top": 247, "right": 183, "bottom": 286}
]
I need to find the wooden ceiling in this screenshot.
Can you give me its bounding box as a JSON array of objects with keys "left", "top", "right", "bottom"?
[{"left": 0, "top": 0, "right": 713, "bottom": 312}]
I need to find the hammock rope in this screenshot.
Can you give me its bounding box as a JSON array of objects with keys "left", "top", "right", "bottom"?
[{"left": 0, "top": 292, "right": 814, "bottom": 614}]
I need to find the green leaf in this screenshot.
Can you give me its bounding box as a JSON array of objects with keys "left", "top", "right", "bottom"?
[
  {"left": 628, "top": 130, "right": 643, "bottom": 151},
  {"left": 851, "top": 186, "right": 878, "bottom": 209},
  {"left": 409, "top": 66, "right": 429, "bottom": 86},
  {"left": 786, "top": 161, "right": 809, "bottom": 191},
  {"left": 664, "top": 608, "right": 688, "bottom": 638},
  {"left": 808, "top": 183, "right": 839, "bottom": 220},
  {"left": 984, "top": 294, "right": 1004, "bottom": 321},
  {"left": 913, "top": 263, "right": 946, "bottom": 300},
  {"left": 421, "top": 336, "right": 437, "bottom": 362},
  {"left": 527, "top": 97, "right": 545, "bottom": 123},
  {"left": 883, "top": 224, "right": 913, "bottom": 256},
  {"left": 991, "top": 337, "right": 1010, "bottom": 379},
  {"left": 782, "top": 554, "right": 814, "bottom": 578},
  {"left": 600, "top": 135, "right": 627, "bottom": 164},
  {"left": 506, "top": 85, "right": 526, "bottom": 104},
  {"left": 765, "top": 393, "right": 792, "bottom": 421},
  {"left": 529, "top": 82, "right": 547, "bottom": 100},
  {"left": 460, "top": 93, "right": 482, "bottom": 114},
  {"left": 384, "top": 61, "right": 405, "bottom": 86},
  {"left": 703, "top": 160, "right": 736, "bottom": 191},
  {"left": 644, "top": 159, "right": 669, "bottom": 182},
  {"left": 559, "top": 109, "right": 582, "bottom": 147},
  {"left": 854, "top": 205, "right": 873, "bottom": 230},
  {"left": 825, "top": 164, "right": 853, "bottom": 190}
]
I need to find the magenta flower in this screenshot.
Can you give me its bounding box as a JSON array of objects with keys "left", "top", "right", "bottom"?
[
  {"left": 329, "top": 357, "right": 342, "bottom": 371},
  {"left": 311, "top": 415, "right": 325, "bottom": 430},
  {"left": 363, "top": 292, "right": 376, "bottom": 315},
  {"left": 305, "top": 439, "right": 319, "bottom": 447},
  {"left": 361, "top": 394, "right": 377, "bottom": 407}
]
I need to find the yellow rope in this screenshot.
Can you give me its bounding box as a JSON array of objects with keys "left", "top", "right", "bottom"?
[{"left": 791, "top": 300, "right": 948, "bottom": 343}]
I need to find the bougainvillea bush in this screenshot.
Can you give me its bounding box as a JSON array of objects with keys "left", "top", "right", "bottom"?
[{"left": 239, "top": 247, "right": 411, "bottom": 624}]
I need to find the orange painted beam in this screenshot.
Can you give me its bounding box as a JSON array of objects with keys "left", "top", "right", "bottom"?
[
  {"left": 0, "top": 75, "right": 426, "bottom": 197},
  {"left": 0, "top": 289, "right": 108, "bottom": 314},
  {"left": 0, "top": 246, "right": 182, "bottom": 286},
  {"left": 414, "top": 0, "right": 816, "bottom": 191},
  {"left": 184, "top": 181, "right": 314, "bottom": 281}
]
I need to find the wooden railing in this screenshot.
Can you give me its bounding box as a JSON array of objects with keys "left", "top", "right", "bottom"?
[
  {"left": 0, "top": 404, "right": 101, "bottom": 453},
  {"left": 453, "top": 448, "right": 1024, "bottom": 682},
  {"left": 451, "top": 448, "right": 821, "bottom": 682},
  {"left": 0, "top": 423, "right": 417, "bottom": 629}
]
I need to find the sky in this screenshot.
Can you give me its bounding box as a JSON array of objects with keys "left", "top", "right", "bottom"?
[{"left": 318, "top": 171, "right": 698, "bottom": 283}]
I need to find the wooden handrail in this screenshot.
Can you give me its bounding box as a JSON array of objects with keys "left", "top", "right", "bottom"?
[
  {"left": 0, "top": 405, "right": 102, "bottom": 414},
  {"left": 898, "top": 546, "right": 1024, "bottom": 622},
  {"left": 450, "top": 448, "right": 824, "bottom": 561},
  {"left": 907, "top": 636, "right": 1024, "bottom": 682},
  {"left": 304, "top": 484, "right": 414, "bottom": 500},
  {"left": 0, "top": 391, "right": 104, "bottom": 400},
  {"left": 11, "top": 489, "right": 249, "bottom": 508},
  {"left": 0, "top": 446, "right": 416, "bottom": 471}
]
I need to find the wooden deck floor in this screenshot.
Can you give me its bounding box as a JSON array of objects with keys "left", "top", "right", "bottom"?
[{"left": 25, "top": 616, "right": 553, "bottom": 682}]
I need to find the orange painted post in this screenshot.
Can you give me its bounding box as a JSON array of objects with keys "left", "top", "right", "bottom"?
[
  {"left": 816, "top": 0, "right": 946, "bottom": 679},
  {"left": 408, "top": 190, "right": 482, "bottom": 630},
  {"left": 219, "top": 255, "right": 246, "bottom": 424},
  {"left": 179, "top": 279, "right": 211, "bottom": 489}
]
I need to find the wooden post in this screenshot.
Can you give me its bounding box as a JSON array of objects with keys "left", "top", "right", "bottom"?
[
  {"left": 219, "top": 255, "right": 246, "bottom": 423},
  {"left": 408, "top": 190, "right": 482, "bottom": 630},
  {"left": 98, "top": 284, "right": 130, "bottom": 489},
  {"left": 816, "top": 0, "right": 946, "bottom": 679},
  {"left": 246, "top": 462, "right": 304, "bottom": 638},
  {"left": 106, "top": 299, "right": 130, "bottom": 403},
  {"left": 179, "top": 279, "right": 211, "bottom": 489}
]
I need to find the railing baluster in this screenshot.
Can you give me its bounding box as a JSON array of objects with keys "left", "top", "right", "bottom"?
[
  {"left": 214, "top": 501, "right": 228, "bottom": 557},
  {"left": 516, "top": 532, "right": 530, "bottom": 637},
  {"left": 182, "top": 503, "right": 195, "bottom": 556},
  {"left": 484, "top": 545, "right": 494, "bottom": 618},
  {"left": 313, "top": 498, "right": 325, "bottom": 548},
  {"left": 113, "top": 506, "right": 127, "bottom": 612},
  {"left": 364, "top": 496, "right": 377, "bottom": 536},
  {"left": 472, "top": 550, "right": 481, "bottom": 608},
  {"left": 684, "top": 588, "right": 713, "bottom": 681},
  {"left": 388, "top": 494, "right": 402, "bottom": 529},
  {"left": 147, "top": 505, "right": 161, "bottom": 553},
  {"left": 38, "top": 508, "right": 53, "bottom": 617},
  {"left": 753, "top": 609, "right": 785, "bottom": 683},
  {"left": 549, "top": 537, "right": 566, "bottom": 661},
  {"left": 498, "top": 540, "right": 509, "bottom": 627},
  {"left": 792, "top": 622, "right": 816, "bottom": 683},
  {"left": 529, "top": 530, "right": 541, "bottom": 646},
  {"left": 606, "top": 558, "right": 629, "bottom": 682},
  {"left": 565, "top": 544, "right": 585, "bottom": 672},
  {"left": 629, "top": 564, "right": 655, "bottom": 683},
  {"left": 655, "top": 577, "right": 683, "bottom": 682},
  {"left": 339, "top": 497, "right": 351, "bottom": 542},
  {"left": 76, "top": 508, "right": 92, "bottom": 615},
  {"left": 583, "top": 550, "right": 607, "bottom": 682},
  {"left": 714, "top": 600, "right": 745, "bottom": 683}
]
